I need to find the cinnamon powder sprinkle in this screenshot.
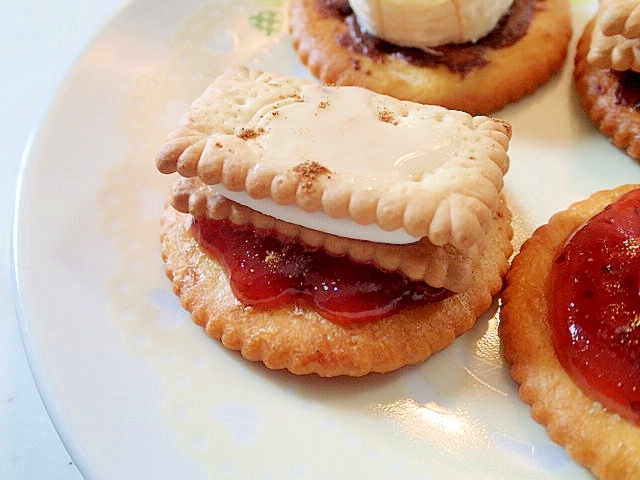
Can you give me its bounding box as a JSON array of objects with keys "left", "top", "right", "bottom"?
[
  {"left": 293, "top": 160, "right": 331, "bottom": 180},
  {"left": 236, "top": 127, "right": 264, "bottom": 140},
  {"left": 378, "top": 108, "right": 398, "bottom": 125},
  {"left": 293, "top": 161, "right": 331, "bottom": 193},
  {"left": 264, "top": 249, "right": 285, "bottom": 266}
]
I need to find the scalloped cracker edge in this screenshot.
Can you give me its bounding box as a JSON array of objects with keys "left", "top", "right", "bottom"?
[
  {"left": 588, "top": 0, "right": 640, "bottom": 71},
  {"left": 156, "top": 66, "right": 511, "bottom": 251}
]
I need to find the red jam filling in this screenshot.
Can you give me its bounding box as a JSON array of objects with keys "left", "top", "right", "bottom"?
[
  {"left": 550, "top": 188, "right": 640, "bottom": 424},
  {"left": 191, "top": 217, "right": 451, "bottom": 324}
]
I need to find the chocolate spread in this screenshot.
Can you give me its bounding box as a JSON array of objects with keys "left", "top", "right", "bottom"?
[
  {"left": 615, "top": 70, "right": 640, "bottom": 109},
  {"left": 319, "top": 0, "right": 540, "bottom": 75}
]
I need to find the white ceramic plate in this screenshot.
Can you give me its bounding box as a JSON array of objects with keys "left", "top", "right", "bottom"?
[{"left": 12, "top": 0, "right": 639, "bottom": 479}]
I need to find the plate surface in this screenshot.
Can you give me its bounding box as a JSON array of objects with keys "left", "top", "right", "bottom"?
[{"left": 12, "top": 0, "right": 639, "bottom": 479}]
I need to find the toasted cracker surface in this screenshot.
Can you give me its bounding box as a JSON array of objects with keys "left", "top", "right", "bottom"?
[
  {"left": 160, "top": 198, "right": 512, "bottom": 377},
  {"left": 289, "top": 0, "right": 572, "bottom": 115},
  {"left": 499, "top": 184, "right": 640, "bottom": 480}
]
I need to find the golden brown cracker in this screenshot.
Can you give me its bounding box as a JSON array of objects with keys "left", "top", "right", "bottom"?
[
  {"left": 289, "top": 0, "right": 572, "bottom": 115},
  {"left": 499, "top": 184, "right": 640, "bottom": 480},
  {"left": 160, "top": 198, "right": 512, "bottom": 377}
]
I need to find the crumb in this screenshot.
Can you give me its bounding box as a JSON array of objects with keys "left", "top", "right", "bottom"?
[
  {"left": 236, "top": 127, "right": 264, "bottom": 140},
  {"left": 293, "top": 160, "right": 331, "bottom": 180},
  {"left": 378, "top": 108, "right": 398, "bottom": 125}
]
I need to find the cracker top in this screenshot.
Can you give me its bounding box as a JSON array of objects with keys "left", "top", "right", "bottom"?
[
  {"left": 156, "top": 66, "right": 511, "bottom": 250},
  {"left": 588, "top": 0, "right": 640, "bottom": 71}
]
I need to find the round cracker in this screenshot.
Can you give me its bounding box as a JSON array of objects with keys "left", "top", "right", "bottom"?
[
  {"left": 160, "top": 199, "right": 512, "bottom": 377},
  {"left": 574, "top": 19, "right": 640, "bottom": 161},
  {"left": 499, "top": 184, "right": 640, "bottom": 480},
  {"left": 289, "top": 0, "right": 572, "bottom": 115}
]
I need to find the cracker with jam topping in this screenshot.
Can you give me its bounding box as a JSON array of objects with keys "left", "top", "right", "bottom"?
[
  {"left": 156, "top": 66, "right": 513, "bottom": 376},
  {"left": 574, "top": 0, "right": 640, "bottom": 161},
  {"left": 500, "top": 184, "right": 640, "bottom": 479},
  {"left": 288, "top": 0, "right": 572, "bottom": 115},
  {"left": 160, "top": 198, "right": 512, "bottom": 377}
]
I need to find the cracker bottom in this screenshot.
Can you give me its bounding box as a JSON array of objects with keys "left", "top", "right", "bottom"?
[
  {"left": 160, "top": 201, "right": 512, "bottom": 377},
  {"left": 574, "top": 20, "right": 640, "bottom": 161},
  {"left": 499, "top": 184, "right": 640, "bottom": 479}
]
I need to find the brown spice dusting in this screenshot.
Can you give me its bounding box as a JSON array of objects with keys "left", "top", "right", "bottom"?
[
  {"left": 264, "top": 245, "right": 296, "bottom": 272},
  {"left": 318, "top": 100, "right": 330, "bottom": 109},
  {"left": 378, "top": 108, "right": 398, "bottom": 125},
  {"left": 265, "top": 249, "right": 285, "bottom": 266},
  {"left": 293, "top": 161, "right": 331, "bottom": 194},
  {"left": 236, "top": 127, "right": 264, "bottom": 140},
  {"left": 293, "top": 160, "right": 331, "bottom": 179}
]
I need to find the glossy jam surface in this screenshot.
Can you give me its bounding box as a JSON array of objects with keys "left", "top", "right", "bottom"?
[
  {"left": 191, "top": 218, "right": 451, "bottom": 323},
  {"left": 550, "top": 188, "right": 640, "bottom": 424}
]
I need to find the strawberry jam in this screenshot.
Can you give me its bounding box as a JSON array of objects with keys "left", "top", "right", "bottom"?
[
  {"left": 550, "top": 188, "right": 640, "bottom": 424},
  {"left": 191, "top": 217, "right": 451, "bottom": 323}
]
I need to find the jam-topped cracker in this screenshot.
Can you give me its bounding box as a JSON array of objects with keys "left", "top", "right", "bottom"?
[
  {"left": 160, "top": 197, "right": 512, "bottom": 377},
  {"left": 288, "top": 0, "right": 572, "bottom": 114},
  {"left": 155, "top": 66, "right": 514, "bottom": 376},
  {"left": 500, "top": 184, "right": 640, "bottom": 479},
  {"left": 574, "top": 1, "right": 640, "bottom": 160},
  {"left": 156, "top": 66, "right": 511, "bottom": 253}
]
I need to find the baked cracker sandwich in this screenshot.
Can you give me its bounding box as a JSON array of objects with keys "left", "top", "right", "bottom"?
[{"left": 156, "top": 66, "right": 513, "bottom": 377}]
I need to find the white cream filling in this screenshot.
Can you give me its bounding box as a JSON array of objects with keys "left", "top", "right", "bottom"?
[
  {"left": 215, "top": 185, "right": 420, "bottom": 244},
  {"left": 348, "top": 0, "right": 514, "bottom": 49}
]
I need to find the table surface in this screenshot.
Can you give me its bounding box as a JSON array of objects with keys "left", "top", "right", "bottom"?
[{"left": 1, "top": 2, "right": 125, "bottom": 478}]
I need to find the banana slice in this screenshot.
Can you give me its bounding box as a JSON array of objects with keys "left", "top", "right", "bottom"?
[{"left": 349, "top": 0, "right": 514, "bottom": 49}]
